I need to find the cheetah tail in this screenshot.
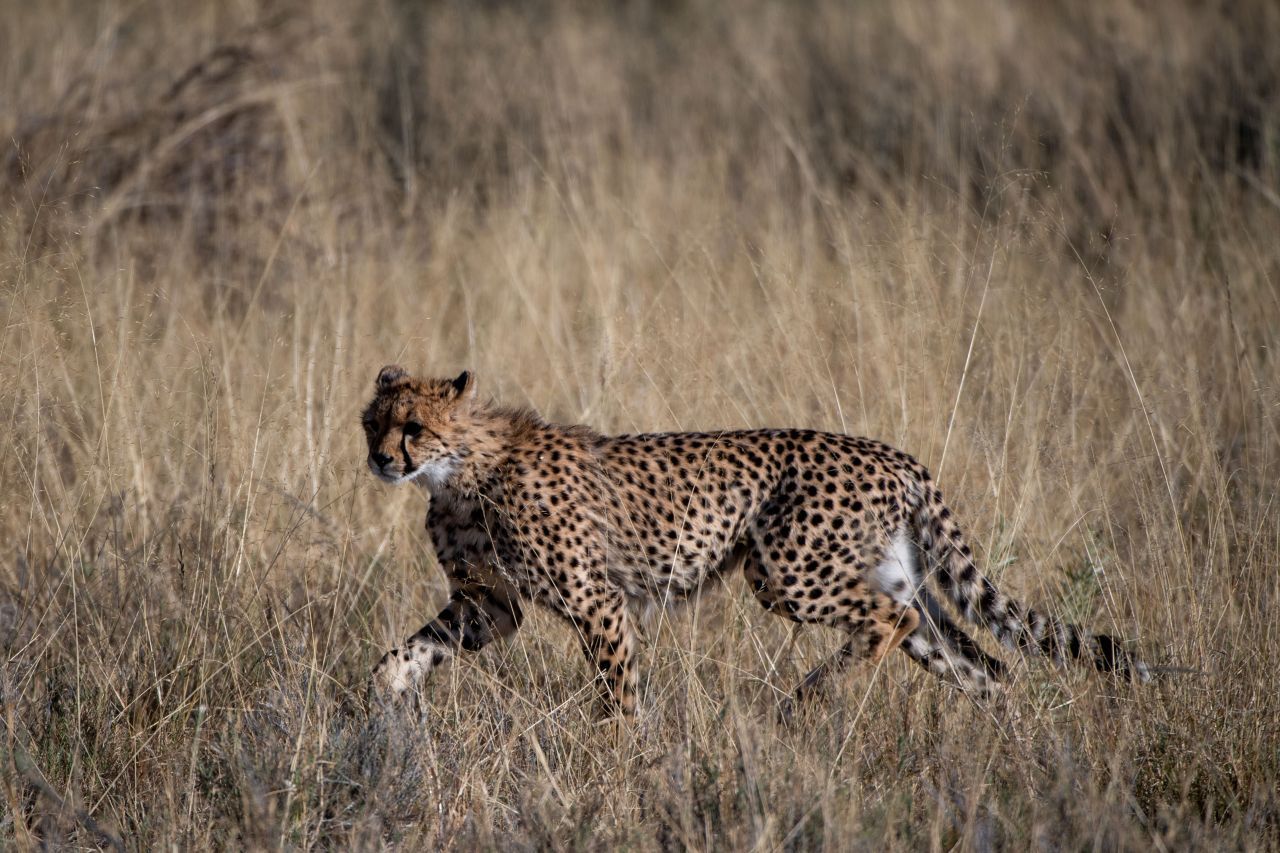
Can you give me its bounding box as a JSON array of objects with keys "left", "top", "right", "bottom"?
[{"left": 912, "top": 484, "right": 1151, "bottom": 683}]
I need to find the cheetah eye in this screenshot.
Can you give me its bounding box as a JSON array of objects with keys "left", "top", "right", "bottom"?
[{"left": 403, "top": 421, "right": 423, "bottom": 438}]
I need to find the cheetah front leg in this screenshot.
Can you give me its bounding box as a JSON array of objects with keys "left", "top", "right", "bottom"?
[
  {"left": 554, "top": 587, "right": 637, "bottom": 720},
  {"left": 373, "top": 579, "right": 523, "bottom": 699}
]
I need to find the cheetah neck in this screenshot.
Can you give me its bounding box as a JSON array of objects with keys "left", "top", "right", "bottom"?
[{"left": 415, "top": 405, "right": 527, "bottom": 498}]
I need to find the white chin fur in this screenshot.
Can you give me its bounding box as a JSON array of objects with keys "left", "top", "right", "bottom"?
[{"left": 416, "top": 458, "right": 459, "bottom": 491}]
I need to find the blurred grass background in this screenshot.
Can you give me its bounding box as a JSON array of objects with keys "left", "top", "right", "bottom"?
[{"left": 2, "top": 0, "right": 1278, "bottom": 847}]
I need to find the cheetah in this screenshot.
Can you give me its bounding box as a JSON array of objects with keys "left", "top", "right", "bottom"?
[{"left": 364, "top": 365, "right": 1149, "bottom": 718}]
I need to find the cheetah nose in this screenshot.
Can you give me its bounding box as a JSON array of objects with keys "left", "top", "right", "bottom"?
[{"left": 371, "top": 451, "right": 393, "bottom": 468}]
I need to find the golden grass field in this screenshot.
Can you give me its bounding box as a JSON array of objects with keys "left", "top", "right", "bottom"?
[{"left": 3, "top": 0, "right": 1279, "bottom": 848}]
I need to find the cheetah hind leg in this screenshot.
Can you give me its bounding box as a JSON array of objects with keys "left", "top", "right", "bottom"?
[{"left": 778, "top": 600, "right": 920, "bottom": 723}]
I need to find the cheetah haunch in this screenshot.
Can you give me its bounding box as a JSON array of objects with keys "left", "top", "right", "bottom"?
[{"left": 364, "top": 366, "right": 1149, "bottom": 718}]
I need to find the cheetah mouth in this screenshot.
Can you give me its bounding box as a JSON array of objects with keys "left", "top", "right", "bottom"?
[
  {"left": 368, "top": 456, "right": 459, "bottom": 489},
  {"left": 367, "top": 456, "right": 418, "bottom": 485}
]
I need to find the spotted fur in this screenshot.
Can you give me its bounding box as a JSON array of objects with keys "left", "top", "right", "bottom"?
[{"left": 364, "top": 366, "right": 1149, "bottom": 717}]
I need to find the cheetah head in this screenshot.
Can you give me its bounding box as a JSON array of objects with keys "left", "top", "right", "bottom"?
[{"left": 361, "top": 364, "right": 476, "bottom": 489}]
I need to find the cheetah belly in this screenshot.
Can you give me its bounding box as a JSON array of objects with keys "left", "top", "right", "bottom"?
[{"left": 606, "top": 535, "right": 740, "bottom": 605}]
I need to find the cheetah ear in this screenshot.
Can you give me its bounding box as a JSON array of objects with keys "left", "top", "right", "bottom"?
[
  {"left": 448, "top": 370, "right": 475, "bottom": 401},
  {"left": 376, "top": 364, "right": 408, "bottom": 391}
]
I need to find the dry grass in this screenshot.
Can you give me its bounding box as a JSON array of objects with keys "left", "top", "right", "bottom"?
[{"left": 2, "top": 0, "right": 1279, "bottom": 848}]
